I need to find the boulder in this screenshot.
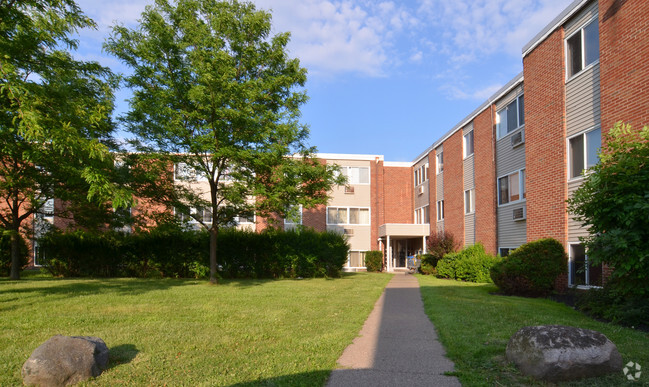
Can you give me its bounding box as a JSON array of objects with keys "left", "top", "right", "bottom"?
[
  {"left": 22, "top": 335, "right": 109, "bottom": 386},
  {"left": 506, "top": 325, "right": 622, "bottom": 381}
]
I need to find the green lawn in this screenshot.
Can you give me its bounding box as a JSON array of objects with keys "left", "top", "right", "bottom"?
[
  {"left": 0, "top": 272, "right": 392, "bottom": 386},
  {"left": 418, "top": 275, "right": 649, "bottom": 386}
]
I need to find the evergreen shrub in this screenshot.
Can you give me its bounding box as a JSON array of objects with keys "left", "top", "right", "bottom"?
[
  {"left": 435, "top": 243, "right": 500, "bottom": 283},
  {"left": 490, "top": 238, "right": 567, "bottom": 297},
  {"left": 365, "top": 250, "right": 383, "bottom": 272},
  {"left": 38, "top": 224, "right": 348, "bottom": 279}
]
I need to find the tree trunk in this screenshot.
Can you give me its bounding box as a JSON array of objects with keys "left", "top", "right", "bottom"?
[
  {"left": 9, "top": 230, "right": 20, "bottom": 280},
  {"left": 209, "top": 226, "right": 218, "bottom": 284}
]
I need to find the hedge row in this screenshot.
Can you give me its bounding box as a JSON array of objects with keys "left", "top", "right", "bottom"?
[
  {"left": 435, "top": 243, "right": 500, "bottom": 283},
  {"left": 38, "top": 224, "right": 349, "bottom": 279}
]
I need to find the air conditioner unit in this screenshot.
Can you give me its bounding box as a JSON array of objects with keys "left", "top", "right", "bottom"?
[
  {"left": 511, "top": 130, "right": 525, "bottom": 148},
  {"left": 417, "top": 186, "right": 425, "bottom": 195},
  {"left": 512, "top": 207, "right": 526, "bottom": 221},
  {"left": 344, "top": 186, "right": 355, "bottom": 194},
  {"left": 343, "top": 228, "right": 354, "bottom": 236}
]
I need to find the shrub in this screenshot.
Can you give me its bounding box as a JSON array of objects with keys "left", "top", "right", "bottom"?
[
  {"left": 576, "top": 285, "right": 649, "bottom": 328},
  {"left": 419, "top": 253, "right": 436, "bottom": 275},
  {"left": 423, "top": 231, "right": 459, "bottom": 273},
  {"left": 435, "top": 243, "right": 500, "bottom": 283},
  {"left": 365, "top": 251, "right": 383, "bottom": 272},
  {"left": 38, "top": 225, "right": 348, "bottom": 279},
  {"left": 0, "top": 231, "right": 29, "bottom": 276},
  {"left": 490, "top": 238, "right": 567, "bottom": 297}
]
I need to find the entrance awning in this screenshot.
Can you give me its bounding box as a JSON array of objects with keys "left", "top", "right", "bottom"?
[{"left": 378, "top": 224, "right": 430, "bottom": 272}]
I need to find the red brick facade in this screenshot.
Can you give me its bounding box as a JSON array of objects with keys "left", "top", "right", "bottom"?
[
  {"left": 443, "top": 130, "right": 464, "bottom": 246},
  {"left": 302, "top": 204, "right": 326, "bottom": 232},
  {"left": 523, "top": 28, "right": 568, "bottom": 246},
  {"left": 599, "top": 0, "right": 649, "bottom": 132},
  {"left": 473, "top": 107, "right": 497, "bottom": 255},
  {"left": 370, "top": 158, "right": 384, "bottom": 251},
  {"left": 382, "top": 166, "right": 413, "bottom": 224}
]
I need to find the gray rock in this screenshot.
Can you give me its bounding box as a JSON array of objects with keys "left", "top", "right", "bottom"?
[
  {"left": 22, "top": 335, "right": 109, "bottom": 386},
  {"left": 506, "top": 325, "right": 623, "bottom": 381}
]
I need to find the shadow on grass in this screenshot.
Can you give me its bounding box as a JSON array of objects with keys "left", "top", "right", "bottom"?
[
  {"left": 226, "top": 370, "right": 332, "bottom": 387},
  {"left": 108, "top": 344, "right": 139, "bottom": 370}
]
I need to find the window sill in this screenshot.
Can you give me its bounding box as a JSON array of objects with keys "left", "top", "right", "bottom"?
[
  {"left": 497, "top": 199, "right": 527, "bottom": 208},
  {"left": 570, "top": 284, "right": 603, "bottom": 290},
  {"left": 497, "top": 125, "right": 525, "bottom": 142},
  {"left": 463, "top": 153, "right": 474, "bottom": 161},
  {"left": 565, "top": 60, "right": 599, "bottom": 84}
]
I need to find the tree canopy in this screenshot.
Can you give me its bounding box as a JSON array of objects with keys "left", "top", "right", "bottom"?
[
  {"left": 105, "top": 0, "right": 342, "bottom": 283},
  {"left": 568, "top": 122, "right": 649, "bottom": 296},
  {"left": 0, "top": 0, "right": 128, "bottom": 279}
]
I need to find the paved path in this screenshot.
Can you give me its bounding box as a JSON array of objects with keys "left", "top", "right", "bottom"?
[{"left": 327, "top": 273, "right": 461, "bottom": 387}]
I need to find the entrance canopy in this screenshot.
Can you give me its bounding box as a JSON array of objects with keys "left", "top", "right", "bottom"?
[{"left": 378, "top": 224, "right": 429, "bottom": 272}]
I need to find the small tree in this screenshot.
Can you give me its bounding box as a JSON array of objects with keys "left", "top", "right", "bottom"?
[
  {"left": 424, "top": 230, "right": 460, "bottom": 267},
  {"left": 568, "top": 122, "right": 649, "bottom": 296},
  {"left": 105, "top": 0, "right": 343, "bottom": 283}
]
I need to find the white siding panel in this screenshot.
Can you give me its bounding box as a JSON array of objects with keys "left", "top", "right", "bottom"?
[
  {"left": 566, "top": 65, "right": 601, "bottom": 137},
  {"left": 565, "top": 1, "right": 598, "bottom": 37},
  {"left": 568, "top": 180, "right": 590, "bottom": 240},
  {"left": 496, "top": 129, "right": 526, "bottom": 178},
  {"left": 436, "top": 171, "right": 444, "bottom": 199},
  {"left": 465, "top": 214, "right": 475, "bottom": 246},
  {"left": 497, "top": 203, "right": 527, "bottom": 247}
]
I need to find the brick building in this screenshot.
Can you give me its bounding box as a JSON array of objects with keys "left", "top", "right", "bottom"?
[{"left": 26, "top": 0, "right": 648, "bottom": 289}]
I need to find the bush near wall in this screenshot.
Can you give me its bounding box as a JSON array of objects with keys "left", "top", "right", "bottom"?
[
  {"left": 38, "top": 225, "right": 349, "bottom": 279},
  {"left": 435, "top": 243, "right": 500, "bottom": 283},
  {"left": 424, "top": 230, "right": 459, "bottom": 271},
  {"left": 365, "top": 250, "right": 383, "bottom": 272},
  {"left": 490, "top": 238, "right": 567, "bottom": 297}
]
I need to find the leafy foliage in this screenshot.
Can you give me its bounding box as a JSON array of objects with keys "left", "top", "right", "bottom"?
[
  {"left": 490, "top": 238, "right": 567, "bottom": 297},
  {"left": 568, "top": 123, "right": 649, "bottom": 296},
  {"left": 0, "top": 0, "right": 127, "bottom": 279},
  {"left": 38, "top": 225, "right": 349, "bottom": 279},
  {"left": 104, "top": 0, "right": 343, "bottom": 283},
  {"left": 423, "top": 230, "right": 459, "bottom": 273},
  {"left": 576, "top": 285, "right": 649, "bottom": 328},
  {"left": 435, "top": 243, "right": 500, "bottom": 283},
  {"left": 364, "top": 250, "right": 383, "bottom": 272}
]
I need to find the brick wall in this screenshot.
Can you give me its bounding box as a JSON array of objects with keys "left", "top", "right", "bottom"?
[
  {"left": 599, "top": 0, "right": 649, "bottom": 132},
  {"left": 302, "top": 204, "right": 326, "bottom": 232},
  {"left": 473, "top": 107, "right": 497, "bottom": 255},
  {"left": 382, "top": 166, "right": 413, "bottom": 224},
  {"left": 524, "top": 28, "right": 568, "bottom": 246},
  {"left": 427, "top": 150, "right": 436, "bottom": 238},
  {"left": 443, "top": 130, "right": 464, "bottom": 246},
  {"left": 371, "top": 158, "right": 384, "bottom": 251}
]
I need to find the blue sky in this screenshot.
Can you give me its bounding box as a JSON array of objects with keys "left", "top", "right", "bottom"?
[{"left": 73, "top": 0, "right": 571, "bottom": 162}]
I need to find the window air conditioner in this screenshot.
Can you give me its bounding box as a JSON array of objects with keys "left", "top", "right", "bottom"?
[
  {"left": 417, "top": 186, "right": 425, "bottom": 195},
  {"left": 512, "top": 207, "right": 526, "bottom": 221},
  {"left": 344, "top": 186, "right": 355, "bottom": 194},
  {"left": 511, "top": 130, "right": 525, "bottom": 148},
  {"left": 343, "top": 228, "right": 354, "bottom": 236}
]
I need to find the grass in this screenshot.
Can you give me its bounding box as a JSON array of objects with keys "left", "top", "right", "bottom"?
[
  {"left": 417, "top": 275, "right": 649, "bottom": 386},
  {"left": 0, "top": 272, "right": 392, "bottom": 386}
]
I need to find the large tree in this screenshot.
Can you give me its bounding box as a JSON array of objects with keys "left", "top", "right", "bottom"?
[
  {"left": 105, "top": 0, "right": 342, "bottom": 283},
  {"left": 568, "top": 122, "right": 649, "bottom": 296},
  {"left": 0, "top": 0, "right": 129, "bottom": 279}
]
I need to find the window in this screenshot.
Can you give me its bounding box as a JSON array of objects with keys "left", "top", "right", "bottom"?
[
  {"left": 235, "top": 215, "right": 254, "bottom": 224},
  {"left": 327, "top": 207, "right": 370, "bottom": 225},
  {"left": 569, "top": 243, "right": 602, "bottom": 287},
  {"left": 436, "top": 151, "right": 443, "bottom": 174},
  {"left": 497, "top": 95, "right": 524, "bottom": 139},
  {"left": 463, "top": 130, "right": 474, "bottom": 158},
  {"left": 414, "top": 163, "right": 429, "bottom": 186},
  {"left": 464, "top": 189, "right": 475, "bottom": 214},
  {"left": 415, "top": 206, "right": 430, "bottom": 224},
  {"left": 176, "top": 207, "right": 213, "bottom": 224},
  {"left": 566, "top": 18, "right": 599, "bottom": 79},
  {"left": 436, "top": 200, "right": 444, "bottom": 221},
  {"left": 347, "top": 251, "right": 367, "bottom": 268},
  {"left": 498, "top": 169, "right": 526, "bottom": 205},
  {"left": 569, "top": 128, "right": 601, "bottom": 179},
  {"left": 284, "top": 205, "right": 303, "bottom": 225},
  {"left": 499, "top": 247, "right": 516, "bottom": 257},
  {"left": 338, "top": 166, "right": 370, "bottom": 185}
]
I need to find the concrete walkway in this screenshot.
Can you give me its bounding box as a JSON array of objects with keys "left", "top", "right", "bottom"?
[{"left": 327, "top": 273, "right": 461, "bottom": 387}]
